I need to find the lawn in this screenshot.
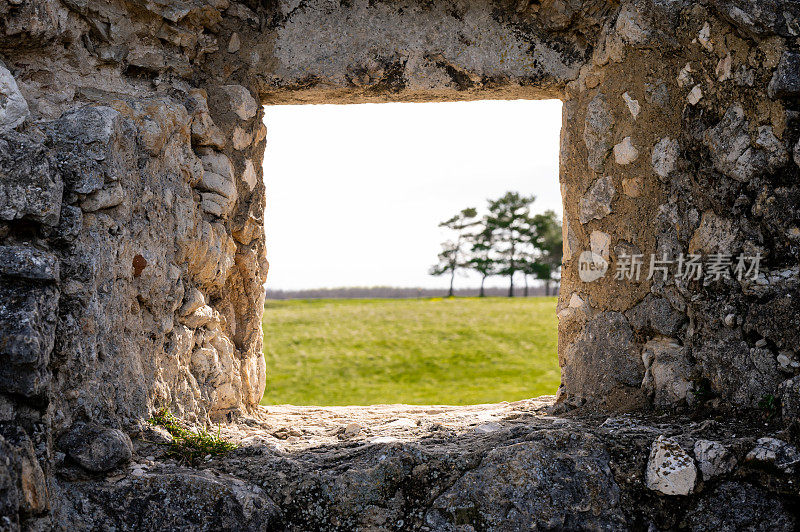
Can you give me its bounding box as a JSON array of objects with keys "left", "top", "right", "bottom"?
[{"left": 261, "top": 297, "right": 560, "bottom": 405}]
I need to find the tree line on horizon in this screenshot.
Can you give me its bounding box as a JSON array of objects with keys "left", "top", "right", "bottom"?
[{"left": 430, "top": 191, "right": 563, "bottom": 298}]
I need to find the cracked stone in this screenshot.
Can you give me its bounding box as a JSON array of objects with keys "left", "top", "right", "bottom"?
[
  {"left": 646, "top": 436, "right": 697, "bottom": 495},
  {"left": 579, "top": 176, "right": 615, "bottom": 224}
]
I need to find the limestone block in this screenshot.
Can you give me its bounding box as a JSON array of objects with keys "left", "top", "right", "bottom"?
[
  {"left": 242, "top": 159, "right": 257, "bottom": 190},
  {"left": 0, "top": 63, "right": 29, "bottom": 133},
  {"left": 745, "top": 437, "right": 799, "bottom": 474},
  {"left": 181, "top": 305, "right": 217, "bottom": 329},
  {"left": 228, "top": 32, "right": 241, "bottom": 53},
  {"left": 615, "top": 7, "right": 649, "bottom": 44},
  {"left": 589, "top": 230, "right": 611, "bottom": 260},
  {"left": 703, "top": 104, "right": 786, "bottom": 183},
  {"left": 232, "top": 126, "right": 253, "bottom": 150},
  {"left": 561, "top": 312, "right": 644, "bottom": 399},
  {"left": 622, "top": 92, "right": 640, "bottom": 118},
  {"left": 687, "top": 85, "right": 703, "bottom": 105},
  {"left": 222, "top": 85, "right": 258, "bottom": 121},
  {"left": 625, "top": 295, "right": 686, "bottom": 338},
  {"left": 187, "top": 89, "right": 226, "bottom": 149},
  {"left": 198, "top": 153, "right": 237, "bottom": 217},
  {"left": 81, "top": 183, "right": 125, "bottom": 212},
  {"left": 645, "top": 436, "right": 697, "bottom": 495},
  {"left": 693, "top": 440, "right": 736, "bottom": 480},
  {"left": 579, "top": 176, "right": 615, "bottom": 224},
  {"left": 179, "top": 286, "right": 206, "bottom": 317}
]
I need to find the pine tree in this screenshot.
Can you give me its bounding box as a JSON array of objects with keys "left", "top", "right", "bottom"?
[
  {"left": 484, "top": 192, "right": 536, "bottom": 297},
  {"left": 429, "top": 207, "right": 478, "bottom": 297},
  {"left": 466, "top": 223, "right": 497, "bottom": 297}
]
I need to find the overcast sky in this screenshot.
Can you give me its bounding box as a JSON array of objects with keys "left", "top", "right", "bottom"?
[{"left": 262, "top": 99, "right": 563, "bottom": 290}]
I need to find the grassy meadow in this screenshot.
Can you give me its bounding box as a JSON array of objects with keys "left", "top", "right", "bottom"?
[{"left": 261, "top": 297, "right": 560, "bottom": 406}]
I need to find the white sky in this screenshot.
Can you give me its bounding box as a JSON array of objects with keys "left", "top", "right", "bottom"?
[{"left": 262, "top": 99, "right": 563, "bottom": 290}]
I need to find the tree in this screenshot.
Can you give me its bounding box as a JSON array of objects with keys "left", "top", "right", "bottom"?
[
  {"left": 429, "top": 207, "right": 478, "bottom": 297},
  {"left": 530, "top": 210, "right": 563, "bottom": 296},
  {"left": 484, "top": 192, "right": 536, "bottom": 297},
  {"left": 466, "top": 223, "right": 497, "bottom": 297}
]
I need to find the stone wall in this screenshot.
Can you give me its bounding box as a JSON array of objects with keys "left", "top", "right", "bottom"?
[{"left": 1, "top": 0, "right": 799, "bottom": 528}]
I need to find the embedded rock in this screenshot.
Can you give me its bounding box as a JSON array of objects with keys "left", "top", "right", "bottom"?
[
  {"left": 0, "top": 132, "right": 61, "bottom": 226},
  {"left": 768, "top": 52, "right": 800, "bottom": 100},
  {"left": 651, "top": 137, "right": 678, "bottom": 179},
  {"left": 560, "top": 312, "right": 644, "bottom": 405},
  {"left": 645, "top": 436, "right": 697, "bottom": 496},
  {"left": 0, "top": 282, "right": 58, "bottom": 398},
  {"left": 745, "top": 437, "right": 799, "bottom": 474},
  {"left": 59, "top": 423, "right": 133, "bottom": 473},
  {"left": 583, "top": 93, "right": 614, "bottom": 172},
  {"left": 579, "top": 176, "right": 616, "bottom": 224},
  {"left": 641, "top": 338, "right": 693, "bottom": 407},
  {"left": 625, "top": 295, "right": 686, "bottom": 338},
  {"left": 613, "top": 136, "right": 639, "bottom": 165},
  {"left": 693, "top": 439, "right": 736, "bottom": 480},
  {"left": 779, "top": 376, "right": 800, "bottom": 431},
  {"left": 222, "top": 85, "right": 258, "bottom": 121},
  {"left": 0, "top": 63, "right": 29, "bottom": 133}
]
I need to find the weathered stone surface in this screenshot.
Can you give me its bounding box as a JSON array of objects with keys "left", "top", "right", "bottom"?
[
  {"left": 428, "top": 430, "right": 625, "bottom": 530},
  {"left": 57, "top": 470, "right": 280, "bottom": 530},
  {"left": 0, "top": 282, "right": 57, "bottom": 398},
  {"left": 0, "top": 63, "right": 29, "bottom": 134},
  {"left": 0, "top": 246, "right": 59, "bottom": 281},
  {"left": 703, "top": 104, "right": 788, "bottom": 183},
  {"left": 625, "top": 295, "right": 686, "bottom": 338},
  {"left": 693, "top": 439, "right": 736, "bottom": 480},
  {"left": 745, "top": 437, "right": 799, "bottom": 474},
  {"left": 579, "top": 175, "right": 615, "bottom": 224},
  {"left": 583, "top": 93, "right": 614, "bottom": 172},
  {"left": 47, "top": 401, "right": 800, "bottom": 530},
  {"left": 641, "top": 337, "right": 693, "bottom": 407},
  {"left": 688, "top": 210, "right": 738, "bottom": 254},
  {"left": 768, "top": 52, "right": 800, "bottom": 100},
  {"left": 613, "top": 136, "right": 639, "bottom": 165},
  {"left": 0, "top": 132, "right": 61, "bottom": 226},
  {"left": 1, "top": 0, "right": 800, "bottom": 526},
  {"left": 684, "top": 482, "right": 795, "bottom": 531},
  {"left": 59, "top": 423, "right": 133, "bottom": 473},
  {"left": 651, "top": 137, "right": 678, "bottom": 179},
  {"left": 560, "top": 312, "right": 644, "bottom": 405},
  {"left": 645, "top": 436, "right": 696, "bottom": 495}
]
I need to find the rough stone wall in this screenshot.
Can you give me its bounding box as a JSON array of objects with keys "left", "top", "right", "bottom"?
[
  {"left": 1, "top": 0, "right": 800, "bottom": 528},
  {"left": 556, "top": 0, "right": 800, "bottom": 412}
]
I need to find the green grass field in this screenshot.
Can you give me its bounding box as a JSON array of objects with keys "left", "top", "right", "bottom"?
[{"left": 261, "top": 297, "right": 560, "bottom": 406}]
